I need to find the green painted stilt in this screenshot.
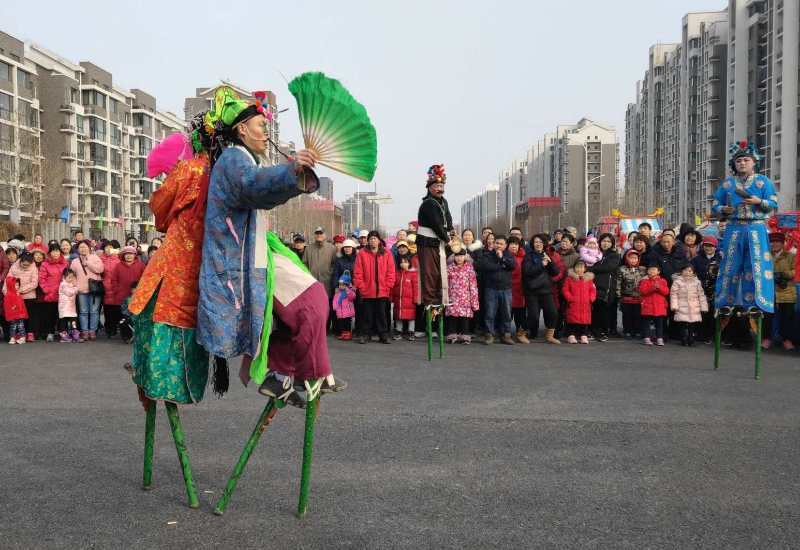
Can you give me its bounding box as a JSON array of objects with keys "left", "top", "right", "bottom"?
[
  {"left": 438, "top": 309, "right": 444, "bottom": 358},
  {"left": 164, "top": 402, "right": 199, "bottom": 508},
  {"left": 213, "top": 399, "right": 280, "bottom": 515},
  {"left": 754, "top": 315, "right": 762, "bottom": 380},
  {"left": 426, "top": 308, "right": 433, "bottom": 361},
  {"left": 713, "top": 316, "right": 721, "bottom": 370},
  {"left": 297, "top": 397, "right": 320, "bottom": 517},
  {"left": 143, "top": 399, "right": 156, "bottom": 490}
]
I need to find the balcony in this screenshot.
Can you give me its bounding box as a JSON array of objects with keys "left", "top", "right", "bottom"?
[
  {"left": 61, "top": 151, "right": 78, "bottom": 160},
  {"left": 59, "top": 104, "right": 76, "bottom": 113},
  {"left": 61, "top": 178, "right": 78, "bottom": 187},
  {"left": 59, "top": 124, "right": 77, "bottom": 133}
]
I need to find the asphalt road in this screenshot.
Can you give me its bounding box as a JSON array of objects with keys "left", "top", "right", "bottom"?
[{"left": 1, "top": 336, "right": 799, "bottom": 549}]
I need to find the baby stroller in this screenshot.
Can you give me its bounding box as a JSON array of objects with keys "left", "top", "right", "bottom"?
[{"left": 119, "top": 292, "right": 135, "bottom": 344}]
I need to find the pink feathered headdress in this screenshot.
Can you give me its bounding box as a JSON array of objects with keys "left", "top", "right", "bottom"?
[{"left": 146, "top": 133, "right": 193, "bottom": 178}]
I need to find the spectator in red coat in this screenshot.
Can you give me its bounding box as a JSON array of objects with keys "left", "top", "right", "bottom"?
[
  {"left": 639, "top": 262, "right": 670, "bottom": 346},
  {"left": 508, "top": 237, "right": 527, "bottom": 343},
  {"left": 391, "top": 255, "right": 419, "bottom": 340},
  {"left": 353, "top": 230, "right": 396, "bottom": 344},
  {"left": 112, "top": 245, "right": 146, "bottom": 306},
  {"left": 26, "top": 233, "right": 48, "bottom": 254},
  {"left": 562, "top": 260, "right": 596, "bottom": 344},
  {"left": 38, "top": 243, "right": 68, "bottom": 340},
  {"left": 99, "top": 240, "right": 121, "bottom": 337}
]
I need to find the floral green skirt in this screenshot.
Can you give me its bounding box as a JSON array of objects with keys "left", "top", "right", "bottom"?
[{"left": 131, "top": 291, "right": 209, "bottom": 404}]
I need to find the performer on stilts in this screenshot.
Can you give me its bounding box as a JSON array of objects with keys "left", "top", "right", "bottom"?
[
  {"left": 416, "top": 165, "right": 455, "bottom": 358},
  {"left": 711, "top": 140, "right": 779, "bottom": 379},
  {"left": 126, "top": 102, "right": 225, "bottom": 508},
  {"left": 194, "top": 87, "right": 345, "bottom": 515}
]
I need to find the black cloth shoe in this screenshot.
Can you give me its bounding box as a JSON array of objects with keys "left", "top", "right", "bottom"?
[
  {"left": 379, "top": 335, "right": 391, "bottom": 344},
  {"left": 258, "top": 373, "right": 294, "bottom": 400},
  {"left": 597, "top": 333, "right": 609, "bottom": 342},
  {"left": 321, "top": 377, "right": 347, "bottom": 393}
]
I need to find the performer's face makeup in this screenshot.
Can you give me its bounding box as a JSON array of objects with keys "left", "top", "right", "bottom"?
[
  {"left": 429, "top": 182, "right": 445, "bottom": 197},
  {"left": 238, "top": 114, "right": 269, "bottom": 154},
  {"left": 735, "top": 156, "right": 755, "bottom": 175}
]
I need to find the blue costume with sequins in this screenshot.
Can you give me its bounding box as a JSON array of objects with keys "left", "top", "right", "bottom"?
[{"left": 711, "top": 174, "right": 779, "bottom": 313}]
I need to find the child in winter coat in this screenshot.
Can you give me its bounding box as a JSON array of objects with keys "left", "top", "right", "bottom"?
[
  {"left": 3, "top": 276, "right": 28, "bottom": 344},
  {"left": 690, "top": 235, "right": 721, "bottom": 343},
  {"left": 562, "top": 260, "right": 596, "bottom": 344},
  {"left": 446, "top": 248, "right": 479, "bottom": 344},
  {"left": 616, "top": 249, "right": 647, "bottom": 338},
  {"left": 332, "top": 272, "right": 356, "bottom": 341},
  {"left": 670, "top": 264, "right": 708, "bottom": 346},
  {"left": 58, "top": 268, "right": 80, "bottom": 342},
  {"left": 578, "top": 236, "right": 603, "bottom": 267},
  {"left": 508, "top": 237, "right": 528, "bottom": 342},
  {"left": 391, "top": 256, "right": 419, "bottom": 340},
  {"left": 5, "top": 251, "right": 39, "bottom": 342},
  {"left": 639, "top": 262, "right": 670, "bottom": 346}
]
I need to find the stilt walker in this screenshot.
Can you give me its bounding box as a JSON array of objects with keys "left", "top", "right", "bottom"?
[
  {"left": 711, "top": 140, "right": 779, "bottom": 379},
  {"left": 417, "top": 165, "right": 455, "bottom": 359},
  {"left": 198, "top": 74, "right": 376, "bottom": 515},
  {"left": 127, "top": 101, "right": 225, "bottom": 506}
]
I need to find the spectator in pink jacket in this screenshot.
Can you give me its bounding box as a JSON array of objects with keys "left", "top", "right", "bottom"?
[
  {"left": 37, "top": 243, "right": 68, "bottom": 340},
  {"left": 69, "top": 240, "right": 104, "bottom": 340},
  {"left": 58, "top": 269, "right": 80, "bottom": 342}
]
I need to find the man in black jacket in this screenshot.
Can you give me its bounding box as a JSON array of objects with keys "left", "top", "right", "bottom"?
[
  {"left": 475, "top": 235, "right": 516, "bottom": 345},
  {"left": 416, "top": 164, "right": 454, "bottom": 306}
]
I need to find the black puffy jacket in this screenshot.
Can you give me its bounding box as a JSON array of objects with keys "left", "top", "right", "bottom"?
[{"left": 521, "top": 250, "right": 558, "bottom": 295}]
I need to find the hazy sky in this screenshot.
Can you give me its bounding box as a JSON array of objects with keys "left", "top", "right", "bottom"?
[{"left": 2, "top": 0, "right": 724, "bottom": 231}]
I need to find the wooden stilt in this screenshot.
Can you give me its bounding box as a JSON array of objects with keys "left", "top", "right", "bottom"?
[
  {"left": 426, "top": 308, "right": 433, "bottom": 361},
  {"left": 213, "top": 399, "right": 279, "bottom": 515},
  {"left": 754, "top": 315, "right": 763, "bottom": 380},
  {"left": 438, "top": 308, "right": 444, "bottom": 358},
  {"left": 142, "top": 399, "right": 156, "bottom": 490},
  {"left": 297, "top": 397, "right": 320, "bottom": 517},
  {"left": 164, "top": 402, "right": 199, "bottom": 509},
  {"left": 713, "top": 315, "right": 721, "bottom": 370}
]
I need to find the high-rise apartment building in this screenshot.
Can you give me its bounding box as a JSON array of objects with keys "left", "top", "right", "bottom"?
[
  {"left": 625, "top": 2, "right": 799, "bottom": 223},
  {"left": 0, "top": 31, "right": 43, "bottom": 227},
  {"left": 625, "top": 12, "right": 728, "bottom": 226},
  {"left": 460, "top": 184, "right": 498, "bottom": 234},
  {"left": 728, "top": 0, "right": 799, "bottom": 208}
]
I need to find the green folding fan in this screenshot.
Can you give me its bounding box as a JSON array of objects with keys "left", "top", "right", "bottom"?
[{"left": 288, "top": 72, "right": 377, "bottom": 182}]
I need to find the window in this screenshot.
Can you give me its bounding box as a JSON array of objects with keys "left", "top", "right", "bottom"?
[
  {"left": 0, "top": 153, "right": 14, "bottom": 180},
  {"left": 111, "top": 173, "right": 122, "bottom": 195},
  {"left": 110, "top": 98, "right": 119, "bottom": 114},
  {"left": 133, "top": 112, "right": 152, "bottom": 130},
  {"left": 17, "top": 100, "right": 38, "bottom": 128},
  {"left": 0, "top": 93, "right": 12, "bottom": 121},
  {"left": 0, "top": 61, "right": 11, "bottom": 81},
  {"left": 90, "top": 143, "right": 107, "bottom": 165},
  {"left": 81, "top": 89, "right": 107, "bottom": 109},
  {"left": 18, "top": 158, "right": 33, "bottom": 183},
  {"left": 112, "top": 197, "right": 122, "bottom": 217},
  {"left": 89, "top": 118, "right": 106, "bottom": 141},
  {"left": 90, "top": 169, "right": 107, "bottom": 192},
  {"left": 76, "top": 115, "right": 85, "bottom": 135},
  {"left": 91, "top": 195, "right": 107, "bottom": 216},
  {"left": 110, "top": 149, "right": 121, "bottom": 170},
  {"left": 0, "top": 123, "right": 13, "bottom": 150},
  {"left": 70, "top": 87, "right": 79, "bottom": 103},
  {"left": 110, "top": 125, "right": 122, "bottom": 147},
  {"left": 77, "top": 141, "right": 85, "bottom": 161},
  {"left": 17, "top": 69, "right": 33, "bottom": 90}
]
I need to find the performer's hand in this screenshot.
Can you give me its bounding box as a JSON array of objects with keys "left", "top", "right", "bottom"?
[
  {"left": 721, "top": 206, "right": 734, "bottom": 215},
  {"left": 294, "top": 149, "right": 318, "bottom": 172},
  {"left": 743, "top": 196, "right": 762, "bottom": 205}
]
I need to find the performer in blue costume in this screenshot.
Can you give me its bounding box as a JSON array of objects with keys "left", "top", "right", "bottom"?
[{"left": 711, "top": 140, "right": 779, "bottom": 378}]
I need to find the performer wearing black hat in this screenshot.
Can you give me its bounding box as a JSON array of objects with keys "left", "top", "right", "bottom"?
[{"left": 416, "top": 164, "right": 454, "bottom": 306}]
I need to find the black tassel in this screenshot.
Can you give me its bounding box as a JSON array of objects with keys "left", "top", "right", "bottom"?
[{"left": 212, "top": 356, "right": 229, "bottom": 398}]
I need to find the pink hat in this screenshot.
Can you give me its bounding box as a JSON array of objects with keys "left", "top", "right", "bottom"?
[{"left": 120, "top": 246, "right": 138, "bottom": 256}]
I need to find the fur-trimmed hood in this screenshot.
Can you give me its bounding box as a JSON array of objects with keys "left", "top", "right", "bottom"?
[{"left": 567, "top": 269, "right": 595, "bottom": 281}]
